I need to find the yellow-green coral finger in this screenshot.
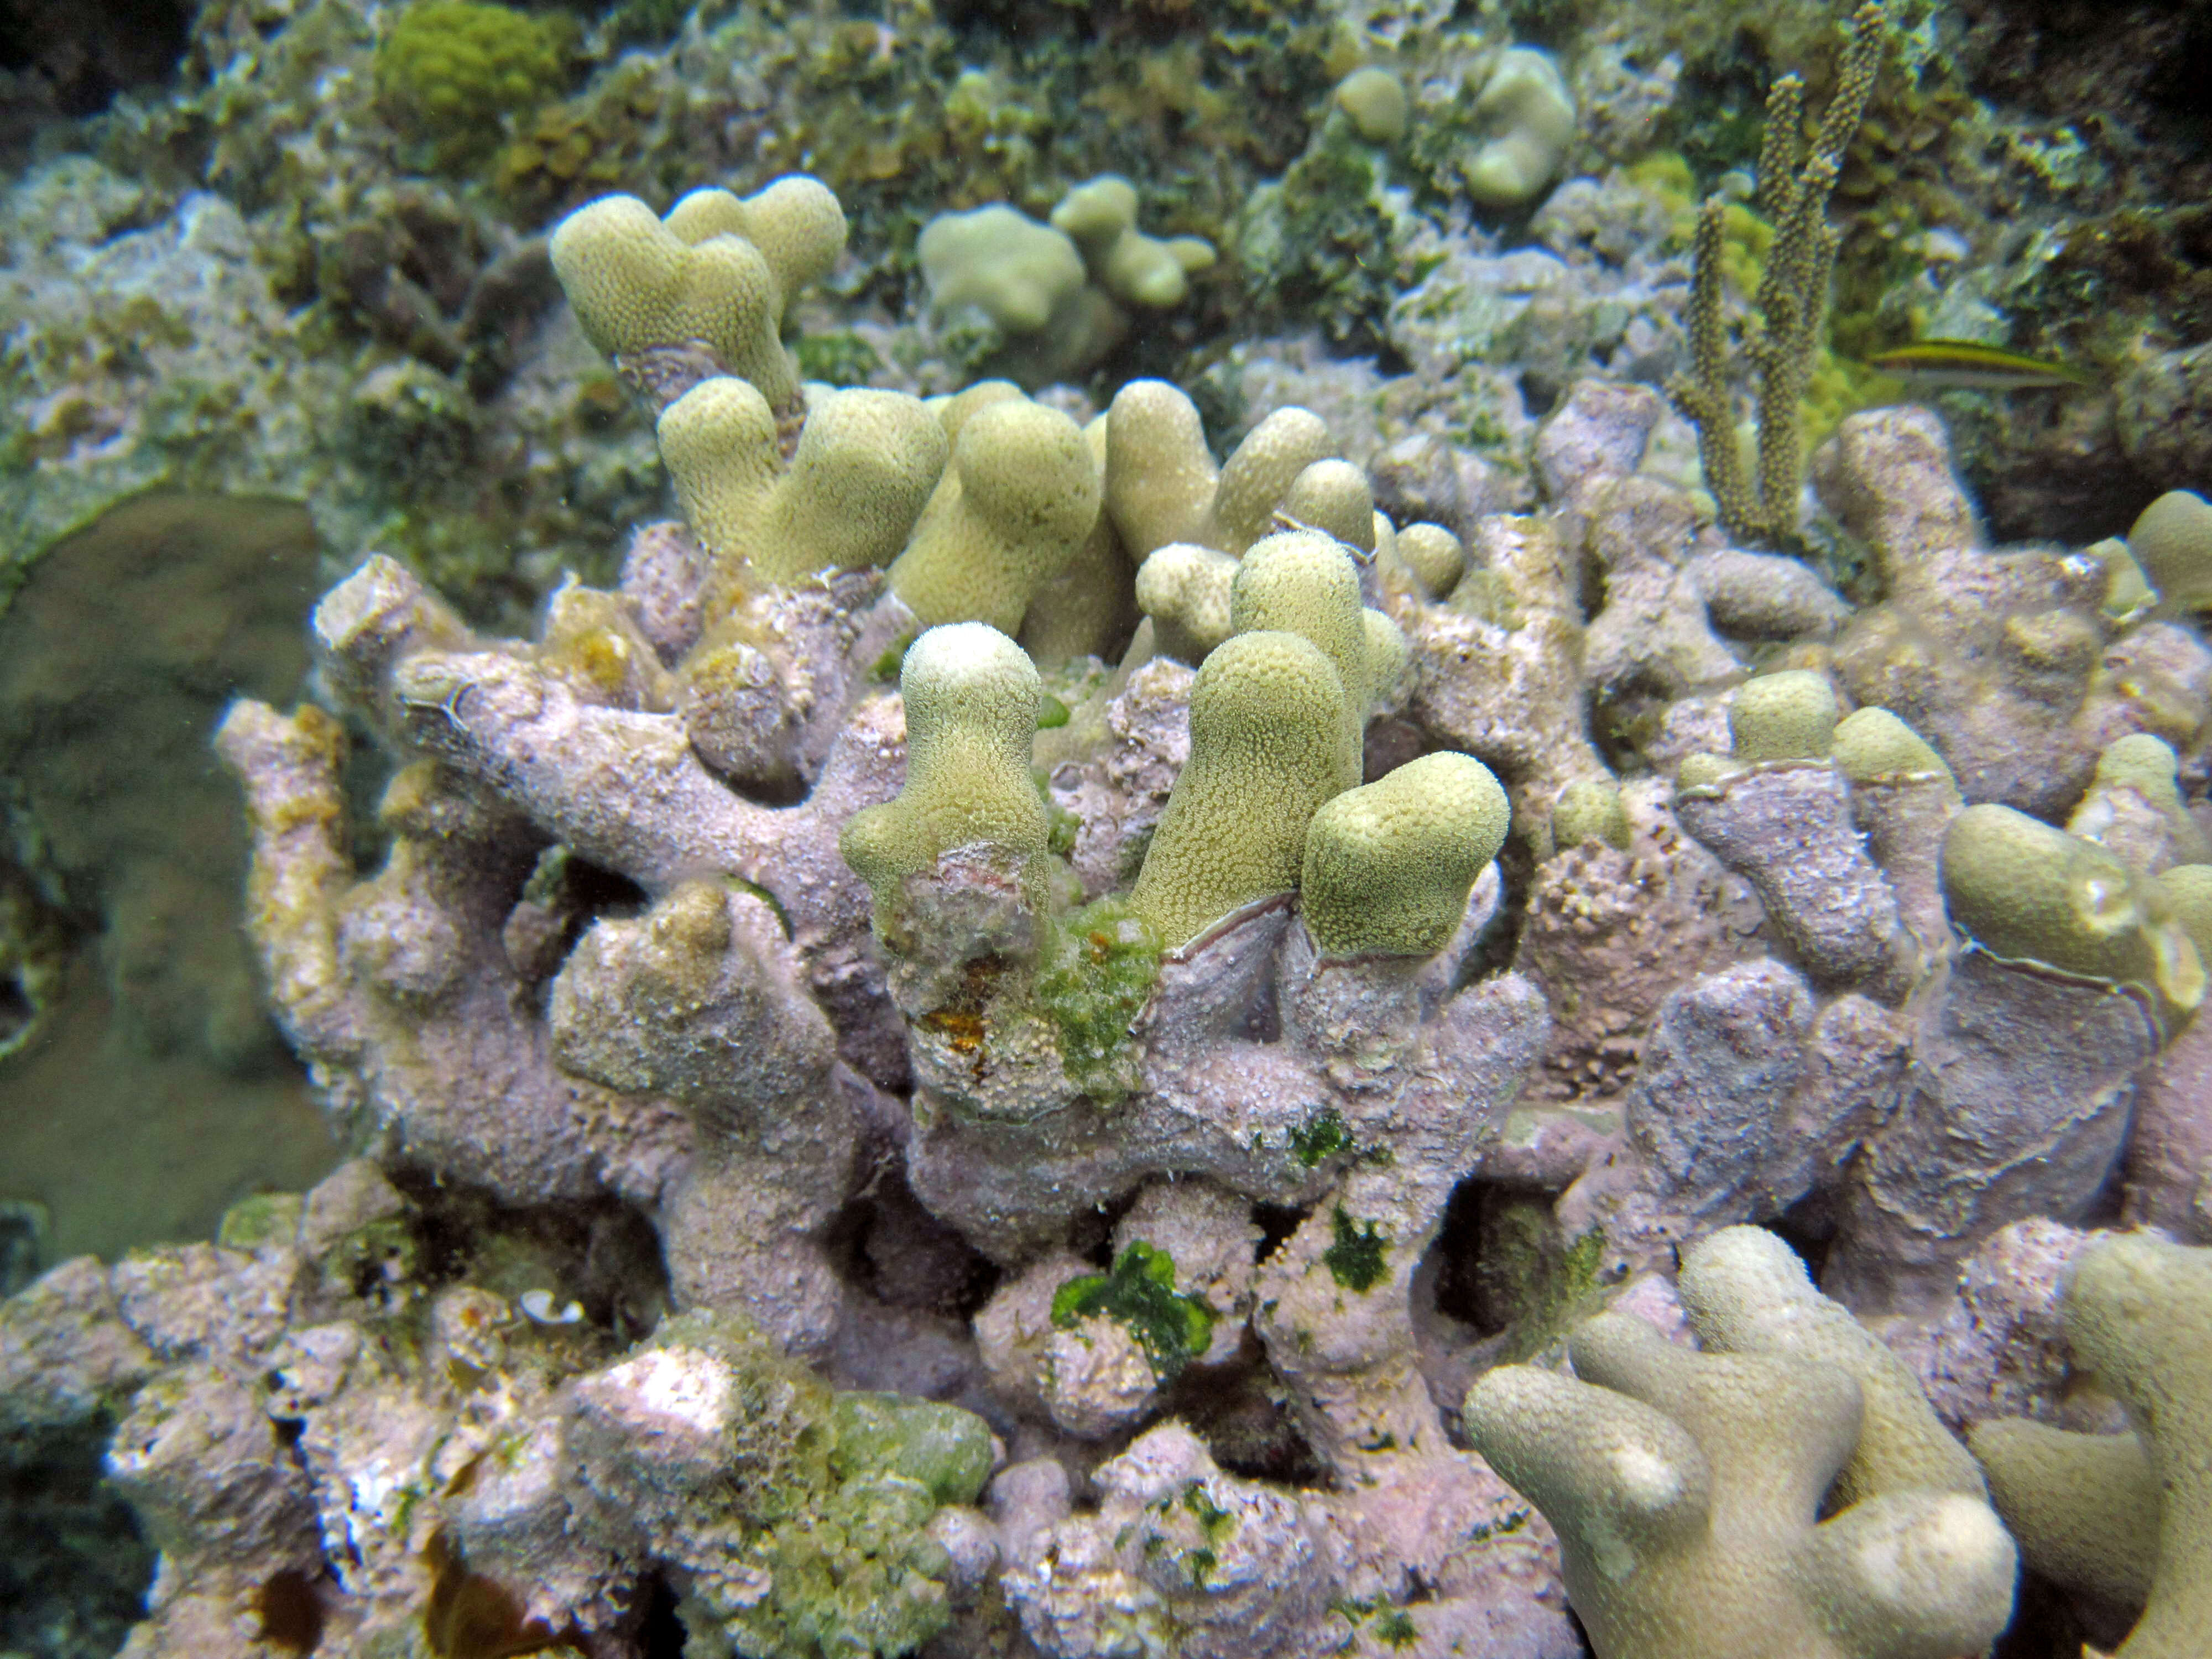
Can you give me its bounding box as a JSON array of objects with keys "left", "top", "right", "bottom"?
[
  {"left": 1130, "top": 630, "right": 1347, "bottom": 948},
  {"left": 890, "top": 397, "right": 1102, "bottom": 634},
  {"left": 1211, "top": 409, "right": 1331, "bottom": 555},
  {"left": 1830, "top": 706, "right": 1948, "bottom": 783},
  {"left": 550, "top": 190, "right": 806, "bottom": 406},
  {"left": 664, "top": 177, "right": 847, "bottom": 305},
  {"left": 1940, "top": 804, "right": 2205, "bottom": 1019},
  {"left": 659, "top": 375, "right": 779, "bottom": 583},
  {"left": 1105, "top": 379, "right": 1218, "bottom": 559},
  {"left": 1300, "top": 752, "right": 1508, "bottom": 957},
  {"left": 1230, "top": 530, "right": 1369, "bottom": 790},
  {"left": 1967, "top": 1417, "right": 2159, "bottom": 1609},
  {"left": 840, "top": 623, "right": 1046, "bottom": 895},
  {"left": 1728, "top": 669, "right": 1839, "bottom": 761}
]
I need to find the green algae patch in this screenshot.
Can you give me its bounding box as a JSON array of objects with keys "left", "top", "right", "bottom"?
[
  {"left": 1035, "top": 896, "right": 1161, "bottom": 1101},
  {"left": 735, "top": 1471, "right": 955, "bottom": 1659},
  {"left": 1043, "top": 795, "right": 1081, "bottom": 859},
  {"left": 795, "top": 331, "right": 885, "bottom": 388},
  {"left": 870, "top": 630, "right": 918, "bottom": 684},
  {"left": 638, "top": 1312, "right": 993, "bottom": 1658},
  {"left": 1288, "top": 1107, "right": 1353, "bottom": 1168},
  {"left": 1323, "top": 1206, "right": 1388, "bottom": 1292},
  {"left": 1333, "top": 1594, "right": 1421, "bottom": 1648},
  {"left": 1173, "top": 1480, "right": 1234, "bottom": 1585},
  {"left": 1468, "top": 1197, "right": 1611, "bottom": 1365},
  {"left": 1179, "top": 1479, "right": 1234, "bottom": 1540},
  {"left": 216, "top": 1191, "right": 302, "bottom": 1251},
  {"left": 377, "top": 1, "right": 576, "bottom": 171},
  {"left": 1051, "top": 1241, "right": 1214, "bottom": 1383},
  {"left": 830, "top": 1391, "right": 994, "bottom": 1506},
  {"left": 1126, "top": 1475, "right": 1244, "bottom": 1593},
  {"left": 1374, "top": 1609, "right": 1420, "bottom": 1648},
  {"left": 1239, "top": 119, "right": 1401, "bottom": 354}
]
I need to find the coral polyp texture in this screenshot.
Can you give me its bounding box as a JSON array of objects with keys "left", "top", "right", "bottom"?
[
  {"left": 549, "top": 176, "right": 846, "bottom": 416},
  {"left": 11, "top": 126, "right": 2212, "bottom": 1659},
  {"left": 841, "top": 622, "right": 1049, "bottom": 895},
  {"left": 1465, "top": 1230, "right": 2017, "bottom": 1659},
  {"left": 919, "top": 178, "right": 1214, "bottom": 388},
  {"left": 1967, "top": 1233, "right": 2212, "bottom": 1659}
]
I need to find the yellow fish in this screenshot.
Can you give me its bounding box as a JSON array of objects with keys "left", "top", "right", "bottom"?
[{"left": 1864, "top": 338, "right": 2095, "bottom": 390}]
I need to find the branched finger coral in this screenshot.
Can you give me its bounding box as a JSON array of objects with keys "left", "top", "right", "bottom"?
[
  {"left": 1969, "top": 1233, "right": 2212, "bottom": 1659},
  {"left": 658, "top": 376, "right": 948, "bottom": 592},
  {"left": 1300, "top": 752, "right": 1510, "bottom": 958},
  {"left": 1050, "top": 175, "right": 1215, "bottom": 311},
  {"left": 27, "top": 134, "right": 2212, "bottom": 1659},
  {"left": 550, "top": 178, "right": 844, "bottom": 416},
  {"left": 841, "top": 622, "right": 1050, "bottom": 899},
  {"left": 886, "top": 394, "right": 1102, "bottom": 634},
  {"left": 1466, "top": 1271, "right": 2017, "bottom": 1659},
  {"left": 1127, "top": 629, "right": 1346, "bottom": 948}
]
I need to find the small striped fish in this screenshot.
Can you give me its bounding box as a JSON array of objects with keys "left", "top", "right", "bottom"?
[{"left": 1864, "top": 339, "right": 2095, "bottom": 390}]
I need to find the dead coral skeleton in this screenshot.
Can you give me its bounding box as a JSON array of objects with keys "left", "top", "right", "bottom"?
[{"left": 10, "top": 145, "right": 2212, "bottom": 1659}]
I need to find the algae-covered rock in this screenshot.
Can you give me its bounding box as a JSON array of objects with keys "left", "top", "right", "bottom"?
[
  {"left": 571, "top": 1309, "right": 995, "bottom": 1659},
  {"left": 374, "top": 1, "right": 575, "bottom": 169}
]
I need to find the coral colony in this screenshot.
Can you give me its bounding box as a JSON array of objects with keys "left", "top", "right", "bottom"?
[{"left": 5, "top": 4, "right": 2212, "bottom": 1658}]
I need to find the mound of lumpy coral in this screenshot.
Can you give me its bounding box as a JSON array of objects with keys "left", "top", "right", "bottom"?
[{"left": 7, "top": 169, "right": 2212, "bottom": 1659}]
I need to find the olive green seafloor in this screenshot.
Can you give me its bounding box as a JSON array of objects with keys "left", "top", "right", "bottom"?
[{"left": 0, "top": 494, "right": 338, "bottom": 1266}]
